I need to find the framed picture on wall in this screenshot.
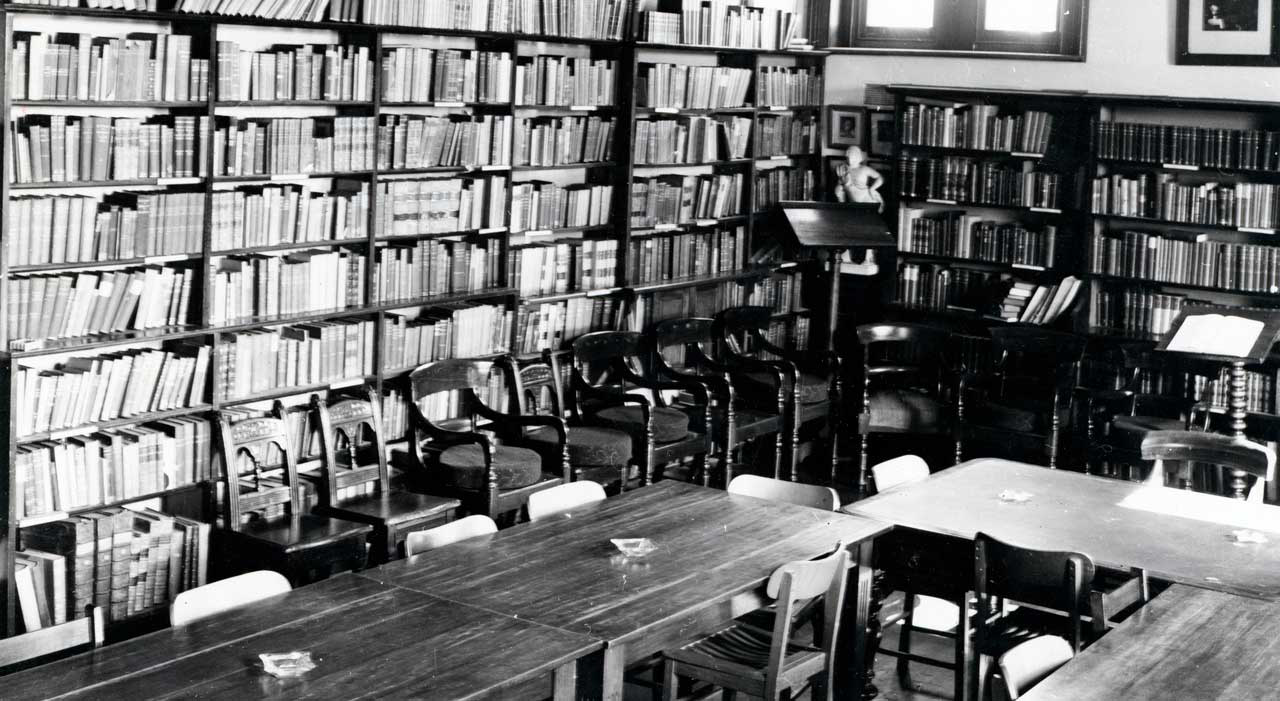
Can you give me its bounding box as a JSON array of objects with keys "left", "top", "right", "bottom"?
[
  {"left": 867, "top": 111, "right": 897, "bottom": 158},
  {"left": 826, "top": 106, "right": 865, "bottom": 149},
  {"left": 1176, "top": 0, "right": 1280, "bottom": 65}
]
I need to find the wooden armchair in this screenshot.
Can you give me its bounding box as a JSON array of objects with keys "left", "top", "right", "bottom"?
[
  {"left": 212, "top": 410, "right": 371, "bottom": 586},
  {"left": 1140, "top": 429, "right": 1276, "bottom": 502},
  {"left": 650, "top": 317, "right": 787, "bottom": 486},
  {"left": 307, "top": 389, "right": 459, "bottom": 563},
  {"left": 713, "top": 306, "right": 843, "bottom": 485},
  {"left": 567, "top": 330, "right": 712, "bottom": 487},
  {"left": 403, "top": 358, "right": 569, "bottom": 521}
]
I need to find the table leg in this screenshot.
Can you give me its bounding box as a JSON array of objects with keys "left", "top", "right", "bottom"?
[
  {"left": 837, "top": 539, "right": 881, "bottom": 699},
  {"left": 552, "top": 660, "right": 577, "bottom": 700},
  {"left": 601, "top": 643, "right": 627, "bottom": 701}
]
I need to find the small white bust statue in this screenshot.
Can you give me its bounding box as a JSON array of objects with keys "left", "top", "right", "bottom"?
[{"left": 835, "top": 145, "right": 884, "bottom": 212}]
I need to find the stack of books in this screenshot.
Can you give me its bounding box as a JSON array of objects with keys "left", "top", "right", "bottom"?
[
  {"left": 1095, "top": 119, "right": 1280, "bottom": 170},
  {"left": 754, "top": 166, "right": 813, "bottom": 209},
  {"left": 9, "top": 265, "right": 196, "bottom": 343},
  {"left": 209, "top": 250, "right": 366, "bottom": 323},
  {"left": 515, "top": 56, "right": 617, "bottom": 107},
  {"left": 382, "top": 303, "right": 513, "bottom": 369},
  {"left": 216, "top": 319, "right": 375, "bottom": 399},
  {"left": 633, "top": 115, "right": 750, "bottom": 164},
  {"left": 755, "top": 66, "right": 821, "bottom": 107},
  {"left": 378, "top": 114, "right": 513, "bottom": 170},
  {"left": 997, "top": 276, "right": 1081, "bottom": 324},
  {"left": 515, "top": 296, "right": 624, "bottom": 352},
  {"left": 177, "top": 0, "right": 333, "bottom": 21},
  {"left": 510, "top": 240, "right": 620, "bottom": 296},
  {"left": 902, "top": 101, "right": 1056, "bottom": 154},
  {"left": 509, "top": 181, "right": 613, "bottom": 232},
  {"left": 898, "top": 207, "right": 1057, "bottom": 268},
  {"left": 211, "top": 181, "right": 370, "bottom": 250},
  {"left": 512, "top": 0, "right": 632, "bottom": 39},
  {"left": 380, "top": 48, "right": 512, "bottom": 104},
  {"left": 359, "top": 0, "right": 512, "bottom": 30},
  {"left": 898, "top": 155, "right": 1062, "bottom": 208},
  {"left": 216, "top": 42, "right": 373, "bottom": 102},
  {"left": 374, "top": 240, "right": 502, "bottom": 301},
  {"left": 377, "top": 176, "right": 507, "bottom": 237},
  {"left": 10, "top": 191, "right": 206, "bottom": 266},
  {"left": 756, "top": 113, "right": 815, "bottom": 158},
  {"left": 212, "top": 116, "right": 376, "bottom": 176},
  {"left": 11, "top": 115, "right": 207, "bottom": 183},
  {"left": 627, "top": 226, "right": 745, "bottom": 282},
  {"left": 13, "top": 32, "right": 206, "bottom": 102},
  {"left": 514, "top": 116, "right": 614, "bottom": 166},
  {"left": 638, "top": 64, "right": 751, "bottom": 109},
  {"left": 630, "top": 174, "right": 743, "bottom": 227}
]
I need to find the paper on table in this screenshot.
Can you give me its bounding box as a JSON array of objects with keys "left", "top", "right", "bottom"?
[
  {"left": 1120, "top": 487, "right": 1280, "bottom": 534},
  {"left": 1165, "top": 314, "right": 1264, "bottom": 357}
]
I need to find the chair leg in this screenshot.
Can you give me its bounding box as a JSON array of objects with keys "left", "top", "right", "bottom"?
[
  {"left": 828, "top": 410, "right": 840, "bottom": 487},
  {"left": 660, "top": 659, "right": 678, "bottom": 701},
  {"left": 896, "top": 593, "right": 915, "bottom": 688},
  {"left": 859, "top": 433, "right": 871, "bottom": 498},
  {"left": 958, "top": 592, "right": 974, "bottom": 701}
]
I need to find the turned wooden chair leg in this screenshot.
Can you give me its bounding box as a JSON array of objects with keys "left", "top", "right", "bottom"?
[{"left": 896, "top": 592, "right": 915, "bottom": 688}]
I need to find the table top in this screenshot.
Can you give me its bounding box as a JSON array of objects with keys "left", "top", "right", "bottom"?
[
  {"left": 5, "top": 574, "right": 600, "bottom": 701},
  {"left": 843, "top": 458, "right": 1280, "bottom": 600},
  {"left": 1022, "top": 584, "right": 1280, "bottom": 700},
  {"left": 360, "top": 481, "right": 891, "bottom": 644}
]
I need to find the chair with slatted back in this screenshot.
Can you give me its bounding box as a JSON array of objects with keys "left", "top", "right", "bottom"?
[
  {"left": 0, "top": 605, "right": 103, "bottom": 675},
  {"left": 170, "top": 570, "right": 291, "bottom": 626},
  {"left": 404, "top": 515, "right": 498, "bottom": 556},
  {"left": 727, "top": 474, "right": 839, "bottom": 511},
  {"left": 308, "top": 388, "right": 460, "bottom": 563},
  {"left": 526, "top": 481, "right": 608, "bottom": 521},
  {"left": 714, "top": 306, "right": 843, "bottom": 485},
  {"left": 567, "top": 331, "right": 713, "bottom": 488},
  {"left": 1140, "top": 430, "right": 1276, "bottom": 502},
  {"left": 651, "top": 318, "right": 788, "bottom": 487},
  {"left": 661, "top": 542, "right": 850, "bottom": 701},
  {"left": 403, "top": 358, "right": 568, "bottom": 521},
  {"left": 212, "top": 410, "right": 372, "bottom": 586}
]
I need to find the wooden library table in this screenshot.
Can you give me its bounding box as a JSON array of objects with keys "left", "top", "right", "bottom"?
[
  {"left": 4, "top": 573, "right": 600, "bottom": 700},
  {"left": 1022, "top": 584, "right": 1280, "bottom": 700},
  {"left": 359, "top": 480, "right": 891, "bottom": 700}
]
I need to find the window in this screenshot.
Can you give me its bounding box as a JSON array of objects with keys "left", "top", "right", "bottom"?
[{"left": 830, "top": 0, "right": 1087, "bottom": 60}]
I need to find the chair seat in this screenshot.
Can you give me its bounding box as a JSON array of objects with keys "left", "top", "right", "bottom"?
[
  {"left": 669, "top": 622, "right": 824, "bottom": 677},
  {"left": 867, "top": 388, "right": 946, "bottom": 432},
  {"left": 977, "top": 606, "right": 1072, "bottom": 659},
  {"left": 327, "top": 489, "right": 459, "bottom": 527},
  {"left": 746, "top": 371, "right": 830, "bottom": 404},
  {"left": 595, "top": 405, "right": 690, "bottom": 443},
  {"left": 234, "top": 513, "right": 372, "bottom": 553},
  {"left": 439, "top": 443, "right": 545, "bottom": 490},
  {"left": 526, "top": 425, "right": 633, "bottom": 467},
  {"left": 1109, "top": 415, "right": 1184, "bottom": 446}
]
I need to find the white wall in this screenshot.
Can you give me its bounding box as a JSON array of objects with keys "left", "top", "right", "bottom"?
[{"left": 825, "top": 0, "right": 1280, "bottom": 104}]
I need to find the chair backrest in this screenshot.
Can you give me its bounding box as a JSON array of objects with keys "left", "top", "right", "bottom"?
[
  {"left": 974, "top": 532, "right": 1095, "bottom": 650},
  {"left": 0, "top": 605, "right": 104, "bottom": 672},
  {"left": 712, "top": 306, "right": 774, "bottom": 356},
  {"left": 652, "top": 317, "right": 716, "bottom": 369},
  {"left": 870, "top": 455, "right": 930, "bottom": 493},
  {"left": 526, "top": 481, "right": 607, "bottom": 521},
  {"left": 408, "top": 358, "right": 498, "bottom": 432},
  {"left": 727, "top": 474, "right": 839, "bottom": 511},
  {"left": 311, "top": 388, "right": 389, "bottom": 505},
  {"left": 404, "top": 515, "right": 498, "bottom": 556},
  {"left": 762, "top": 542, "right": 850, "bottom": 698},
  {"left": 989, "top": 327, "right": 1086, "bottom": 393},
  {"left": 1140, "top": 430, "right": 1276, "bottom": 502},
  {"left": 506, "top": 355, "right": 565, "bottom": 418},
  {"left": 998, "top": 635, "right": 1074, "bottom": 700},
  {"left": 216, "top": 410, "right": 302, "bottom": 528},
  {"left": 169, "top": 571, "right": 292, "bottom": 627}
]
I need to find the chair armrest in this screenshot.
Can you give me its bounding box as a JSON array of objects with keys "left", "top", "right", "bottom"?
[
  {"left": 660, "top": 363, "right": 733, "bottom": 405},
  {"left": 618, "top": 364, "right": 710, "bottom": 406}
]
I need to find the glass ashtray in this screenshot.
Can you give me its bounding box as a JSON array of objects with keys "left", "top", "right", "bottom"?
[
  {"left": 260, "top": 651, "right": 317, "bottom": 678},
  {"left": 998, "top": 489, "right": 1034, "bottom": 503},
  {"left": 611, "top": 538, "right": 658, "bottom": 558}
]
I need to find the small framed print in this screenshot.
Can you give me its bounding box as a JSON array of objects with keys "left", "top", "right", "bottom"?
[
  {"left": 868, "top": 111, "right": 896, "bottom": 158},
  {"left": 1177, "top": 0, "right": 1280, "bottom": 65},
  {"left": 826, "top": 106, "right": 865, "bottom": 149}
]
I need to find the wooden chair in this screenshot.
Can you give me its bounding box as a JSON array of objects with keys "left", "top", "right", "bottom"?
[
  {"left": 651, "top": 317, "right": 788, "bottom": 487},
  {"left": 170, "top": 571, "right": 292, "bottom": 626},
  {"left": 660, "top": 542, "right": 850, "bottom": 701},
  {"left": 403, "top": 358, "right": 569, "bottom": 521},
  {"left": 212, "top": 410, "right": 371, "bottom": 586},
  {"left": 404, "top": 515, "right": 497, "bottom": 556},
  {"left": 305, "top": 389, "right": 459, "bottom": 563},
  {"left": 567, "top": 331, "right": 713, "bottom": 487},
  {"left": 526, "top": 481, "right": 607, "bottom": 521},
  {"left": 1140, "top": 430, "right": 1276, "bottom": 502},
  {"left": 996, "top": 636, "right": 1074, "bottom": 700},
  {"left": 727, "top": 474, "right": 839, "bottom": 511},
  {"left": 714, "top": 306, "right": 844, "bottom": 485},
  {"left": 856, "top": 323, "right": 961, "bottom": 497},
  {"left": 0, "top": 605, "right": 103, "bottom": 674}
]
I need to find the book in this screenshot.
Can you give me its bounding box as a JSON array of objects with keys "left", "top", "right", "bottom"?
[{"left": 1166, "top": 313, "right": 1265, "bottom": 358}]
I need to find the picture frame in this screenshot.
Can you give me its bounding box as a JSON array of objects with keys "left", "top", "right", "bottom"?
[
  {"left": 1176, "top": 0, "right": 1280, "bottom": 65},
  {"left": 826, "top": 106, "right": 865, "bottom": 149},
  {"left": 867, "top": 111, "right": 897, "bottom": 158}
]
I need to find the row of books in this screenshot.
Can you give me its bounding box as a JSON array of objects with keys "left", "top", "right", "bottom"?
[
  {"left": 1201, "top": 367, "right": 1274, "bottom": 414},
  {"left": 377, "top": 176, "right": 506, "bottom": 237},
  {"left": 209, "top": 250, "right": 365, "bottom": 324},
  {"left": 1094, "top": 120, "right": 1280, "bottom": 171},
  {"left": 633, "top": 116, "right": 751, "bottom": 165},
  {"left": 996, "top": 277, "right": 1081, "bottom": 324},
  {"left": 212, "top": 116, "right": 375, "bottom": 177},
  {"left": 626, "top": 227, "right": 745, "bottom": 284},
  {"left": 216, "top": 42, "right": 373, "bottom": 102},
  {"left": 383, "top": 303, "right": 513, "bottom": 369},
  {"left": 751, "top": 318, "right": 807, "bottom": 360},
  {"left": 901, "top": 103, "right": 1055, "bottom": 155},
  {"left": 897, "top": 208, "right": 1058, "bottom": 268},
  {"left": 175, "top": 0, "right": 333, "bottom": 20},
  {"left": 515, "top": 116, "right": 614, "bottom": 167},
  {"left": 895, "top": 263, "right": 998, "bottom": 312},
  {"left": 380, "top": 114, "right": 512, "bottom": 170},
  {"left": 756, "top": 113, "right": 815, "bottom": 158},
  {"left": 9, "top": 265, "right": 196, "bottom": 344},
  {"left": 356, "top": 0, "right": 512, "bottom": 29},
  {"left": 13, "top": 32, "right": 206, "bottom": 103},
  {"left": 1090, "top": 230, "right": 1280, "bottom": 294},
  {"left": 16, "top": 420, "right": 211, "bottom": 521},
  {"left": 1092, "top": 288, "right": 1187, "bottom": 338},
  {"left": 9, "top": 191, "right": 205, "bottom": 267},
  {"left": 509, "top": 0, "right": 633, "bottom": 39},
  {"left": 14, "top": 0, "right": 163, "bottom": 10},
  {"left": 638, "top": 64, "right": 752, "bottom": 110},
  {"left": 754, "top": 165, "right": 813, "bottom": 210},
  {"left": 514, "top": 56, "right": 617, "bottom": 108},
  {"left": 1089, "top": 174, "right": 1280, "bottom": 230},
  {"left": 16, "top": 343, "right": 211, "bottom": 438},
  {"left": 19, "top": 509, "right": 210, "bottom": 628},
  {"left": 515, "top": 296, "right": 623, "bottom": 352},
  {"left": 10, "top": 115, "right": 207, "bottom": 184},
  {"left": 374, "top": 240, "right": 502, "bottom": 302},
  {"left": 380, "top": 48, "right": 511, "bottom": 104},
  {"left": 754, "top": 66, "right": 820, "bottom": 107},
  {"left": 639, "top": 1, "right": 800, "bottom": 50},
  {"left": 510, "top": 181, "right": 613, "bottom": 232},
  {"left": 750, "top": 273, "right": 801, "bottom": 315},
  {"left": 215, "top": 319, "right": 376, "bottom": 400},
  {"left": 630, "top": 173, "right": 743, "bottom": 228},
  {"left": 898, "top": 156, "right": 1064, "bottom": 209},
  {"left": 510, "top": 240, "right": 620, "bottom": 297},
  {"left": 211, "top": 181, "right": 369, "bottom": 251}
]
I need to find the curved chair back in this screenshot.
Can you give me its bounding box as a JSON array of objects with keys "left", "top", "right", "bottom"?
[
  {"left": 652, "top": 317, "right": 717, "bottom": 373},
  {"left": 507, "top": 355, "right": 565, "bottom": 417},
  {"left": 404, "top": 515, "right": 498, "bottom": 556},
  {"left": 763, "top": 542, "right": 850, "bottom": 695},
  {"left": 998, "top": 636, "right": 1074, "bottom": 700},
  {"left": 974, "top": 532, "right": 1096, "bottom": 650},
  {"left": 727, "top": 474, "right": 839, "bottom": 511},
  {"left": 1140, "top": 430, "right": 1276, "bottom": 501},
  {"left": 170, "top": 570, "right": 292, "bottom": 627},
  {"left": 216, "top": 411, "right": 301, "bottom": 528},
  {"left": 526, "top": 481, "right": 607, "bottom": 521},
  {"left": 871, "top": 455, "right": 930, "bottom": 493},
  {"left": 311, "top": 388, "right": 389, "bottom": 504}
]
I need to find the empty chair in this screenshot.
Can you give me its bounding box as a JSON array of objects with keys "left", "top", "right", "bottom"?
[
  {"left": 727, "top": 474, "right": 839, "bottom": 511},
  {"left": 170, "top": 571, "right": 292, "bottom": 627},
  {"left": 0, "top": 605, "right": 104, "bottom": 673},
  {"left": 526, "top": 481, "right": 607, "bottom": 521},
  {"left": 871, "top": 454, "right": 930, "bottom": 493},
  {"left": 1141, "top": 430, "right": 1276, "bottom": 502},
  {"left": 404, "top": 515, "right": 498, "bottom": 556},
  {"left": 997, "top": 636, "right": 1074, "bottom": 700}
]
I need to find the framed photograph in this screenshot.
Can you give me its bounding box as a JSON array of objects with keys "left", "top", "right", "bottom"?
[
  {"left": 826, "top": 106, "right": 865, "bottom": 149},
  {"left": 1177, "top": 0, "right": 1280, "bottom": 65},
  {"left": 868, "top": 111, "right": 897, "bottom": 158}
]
